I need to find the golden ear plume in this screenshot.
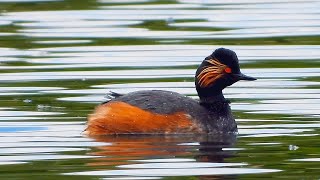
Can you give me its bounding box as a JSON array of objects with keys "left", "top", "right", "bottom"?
[{"left": 197, "top": 59, "right": 228, "bottom": 88}]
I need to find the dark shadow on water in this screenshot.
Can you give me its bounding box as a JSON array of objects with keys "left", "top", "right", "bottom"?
[{"left": 196, "top": 135, "right": 237, "bottom": 163}]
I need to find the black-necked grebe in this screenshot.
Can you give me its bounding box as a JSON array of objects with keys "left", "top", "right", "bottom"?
[{"left": 85, "top": 48, "right": 256, "bottom": 135}]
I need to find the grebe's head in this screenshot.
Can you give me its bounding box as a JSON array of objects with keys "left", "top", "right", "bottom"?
[{"left": 195, "top": 48, "right": 256, "bottom": 98}]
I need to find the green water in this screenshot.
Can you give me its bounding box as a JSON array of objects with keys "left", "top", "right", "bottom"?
[{"left": 0, "top": 0, "right": 319, "bottom": 179}]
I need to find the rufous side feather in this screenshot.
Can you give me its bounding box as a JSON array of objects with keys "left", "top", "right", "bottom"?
[{"left": 84, "top": 101, "right": 203, "bottom": 136}]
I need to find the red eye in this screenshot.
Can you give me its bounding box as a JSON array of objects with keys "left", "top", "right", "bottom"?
[{"left": 224, "top": 67, "right": 232, "bottom": 74}]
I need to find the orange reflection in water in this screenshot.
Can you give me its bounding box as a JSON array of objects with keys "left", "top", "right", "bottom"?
[{"left": 86, "top": 135, "right": 236, "bottom": 167}]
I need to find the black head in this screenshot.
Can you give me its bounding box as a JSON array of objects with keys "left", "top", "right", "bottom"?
[{"left": 195, "top": 48, "right": 256, "bottom": 98}]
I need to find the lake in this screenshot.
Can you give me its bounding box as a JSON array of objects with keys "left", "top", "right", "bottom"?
[{"left": 0, "top": 0, "right": 319, "bottom": 179}]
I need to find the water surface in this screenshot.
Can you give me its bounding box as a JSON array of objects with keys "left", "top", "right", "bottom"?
[{"left": 0, "top": 0, "right": 319, "bottom": 179}]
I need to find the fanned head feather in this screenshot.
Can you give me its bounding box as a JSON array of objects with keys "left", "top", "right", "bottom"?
[{"left": 197, "top": 58, "right": 230, "bottom": 88}]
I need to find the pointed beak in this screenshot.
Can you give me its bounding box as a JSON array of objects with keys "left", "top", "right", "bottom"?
[{"left": 233, "top": 73, "right": 256, "bottom": 81}]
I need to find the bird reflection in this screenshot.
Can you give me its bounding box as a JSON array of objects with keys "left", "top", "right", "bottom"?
[{"left": 86, "top": 134, "right": 237, "bottom": 179}]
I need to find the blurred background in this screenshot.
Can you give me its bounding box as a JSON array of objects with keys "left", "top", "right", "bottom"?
[{"left": 0, "top": 0, "right": 319, "bottom": 179}]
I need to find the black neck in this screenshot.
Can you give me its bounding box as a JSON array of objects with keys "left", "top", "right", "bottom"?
[{"left": 199, "top": 91, "right": 228, "bottom": 105}]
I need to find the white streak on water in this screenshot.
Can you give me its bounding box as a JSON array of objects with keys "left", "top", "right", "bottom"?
[
  {"left": 65, "top": 167, "right": 281, "bottom": 176},
  {"left": 0, "top": 68, "right": 318, "bottom": 82},
  {"left": 117, "top": 162, "right": 248, "bottom": 169},
  {"left": 290, "top": 158, "right": 320, "bottom": 162}
]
